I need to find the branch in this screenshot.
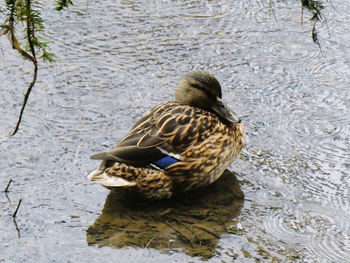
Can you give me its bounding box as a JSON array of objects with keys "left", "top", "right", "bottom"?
[
  {"left": 2, "top": 2, "right": 36, "bottom": 63},
  {"left": 4, "top": 179, "right": 13, "bottom": 193},
  {"left": 10, "top": 0, "right": 38, "bottom": 135},
  {"left": 12, "top": 61, "right": 38, "bottom": 135},
  {"left": 13, "top": 198, "right": 22, "bottom": 218}
]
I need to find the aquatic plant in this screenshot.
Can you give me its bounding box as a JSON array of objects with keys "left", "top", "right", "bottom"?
[
  {"left": 0, "top": 0, "right": 72, "bottom": 135},
  {"left": 55, "top": 0, "right": 73, "bottom": 11},
  {"left": 300, "top": 0, "right": 327, "bottom": 49},
  {"left": 301, "top": 0, "right": 325, "bottom": 22}
]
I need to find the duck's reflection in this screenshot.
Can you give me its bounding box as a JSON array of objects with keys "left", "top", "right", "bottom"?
[{"left": 87, "top": 170, "right": 244, "bottom": 259}]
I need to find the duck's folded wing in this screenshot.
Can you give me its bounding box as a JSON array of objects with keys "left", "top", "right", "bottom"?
[{"left": 90, "top": 104, "right": 210, "bottom": 167}]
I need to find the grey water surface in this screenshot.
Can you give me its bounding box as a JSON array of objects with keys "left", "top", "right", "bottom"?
[{"left": 1, "top": 0, "right": 349, "bottom": 262}]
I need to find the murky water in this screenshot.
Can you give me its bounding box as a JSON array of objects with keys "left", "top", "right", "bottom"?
[{"left": 1, "top": 0, "right": 349, "bottom": 262}]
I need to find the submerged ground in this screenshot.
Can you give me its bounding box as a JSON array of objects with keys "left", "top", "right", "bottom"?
[{"left": 0, "top": 0, "right": 349, "bottom": 262}]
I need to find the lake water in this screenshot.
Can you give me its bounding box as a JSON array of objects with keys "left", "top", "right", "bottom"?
[{"left": 0, "top": 0, "right": 349, "bottom": 262}]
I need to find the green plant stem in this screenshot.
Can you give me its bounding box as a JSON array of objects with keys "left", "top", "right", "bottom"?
[
  {"left": 12, "top": 0, "right": 38, "bottom": 136},
  {"left": 12, "top": 62, "right": 37, "bottom": 135}
]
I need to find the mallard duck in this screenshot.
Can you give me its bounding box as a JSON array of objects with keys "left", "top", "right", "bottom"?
[{"left": 88, "top": 71, "right": 246, "bottom": 199}]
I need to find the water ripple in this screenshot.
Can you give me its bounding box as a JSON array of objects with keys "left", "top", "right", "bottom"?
[
  {"left": 263, "top": 202, "right": 350, "bottom": 261},
  {"left": 307, "top": 234, "right": 350, "bottom": 263},
  {"left": 264, "top": 41, "right": 319, "bottom": 62}
]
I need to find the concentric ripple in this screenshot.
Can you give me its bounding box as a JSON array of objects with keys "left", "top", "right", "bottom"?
[
  {"left": 263, "top": 201, "right": 350, "bottom": 261},
  {"left": 307, "top": 233, "right": 350, "bottom": 263},
  {"left": 263, "top": 41, "right": 319, "bottom": 63}
]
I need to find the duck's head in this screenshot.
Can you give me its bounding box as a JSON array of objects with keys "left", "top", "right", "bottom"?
[{"left": 175, "top": 71, "right": 240, "bottom": 124}]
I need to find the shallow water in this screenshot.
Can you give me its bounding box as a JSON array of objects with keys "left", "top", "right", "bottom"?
[{"left": 1, "top": 0, "right": 349, "bottom": 262}]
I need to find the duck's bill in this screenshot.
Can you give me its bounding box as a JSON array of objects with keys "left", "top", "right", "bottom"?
[{"left": 211, "top": 98, "right": 241, "bottom": 123}]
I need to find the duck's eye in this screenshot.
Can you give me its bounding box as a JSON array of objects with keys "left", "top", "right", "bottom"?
[
  {"left": 190, "top": 83, "right": 203, "bottom": 90},
  {"left": 190, "top": 82, "right": 217, "bottom": 101}
]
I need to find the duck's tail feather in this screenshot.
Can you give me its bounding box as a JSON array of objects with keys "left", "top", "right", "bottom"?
[
  {"left": 90, "top": 152, "right": 108, "bottom": 160},
  {"left": 88, "top": 170, "right": 136, "bottom": 188}
]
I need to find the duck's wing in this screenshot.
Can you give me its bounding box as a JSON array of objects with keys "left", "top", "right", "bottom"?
[{"left": 90, "top": 103, "right": 217, "bottom": 168}]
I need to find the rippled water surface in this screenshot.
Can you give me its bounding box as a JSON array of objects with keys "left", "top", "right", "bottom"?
[{"left": 1, "top": 0, "right": 349, "bottom": 262}]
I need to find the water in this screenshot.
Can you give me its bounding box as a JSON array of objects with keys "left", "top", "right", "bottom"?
[{"left": 1, "top": 0, "right": 349, "bottom": 262}]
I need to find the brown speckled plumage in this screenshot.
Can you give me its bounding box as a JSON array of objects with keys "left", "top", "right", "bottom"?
[{"left": 89, "top": 71, "right": 246, "bottom": 199}]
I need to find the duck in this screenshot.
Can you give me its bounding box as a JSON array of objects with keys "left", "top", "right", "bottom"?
[{"left": 88, "top": 71, "right": 246, "bottom": 199}]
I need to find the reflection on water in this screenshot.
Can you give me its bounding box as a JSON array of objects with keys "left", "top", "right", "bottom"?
[{"left": 87, "top": 170, "right": 244, "bottom": 259}]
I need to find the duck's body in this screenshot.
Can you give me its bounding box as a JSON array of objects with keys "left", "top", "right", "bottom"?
[{"left": 89, "top": 71, "right": 246, "bottom": 199}]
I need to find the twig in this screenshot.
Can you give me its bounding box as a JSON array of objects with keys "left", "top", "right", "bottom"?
[
  {"left": 301, "top": 0, "right": 304, "bottom": 25},
  {"left": 9, "top": 0, "right": 38, "bottom": 135},
  {"left": 312, "top": 21, "right": 322, "bottom": 51},
  {"left": 4, "top": 179, "right": 13, "bottom": 193},
  {"left": 13, "top": 198, "right": 22, "bottom": 218},
  {"left": 158, "top": 208, "right": 173, "bottom": 217},
  {"left": 269, "top": 0, "right": 278, "bottom": 22},
  {"left": 13, "top": 218, "right": 21, "bottom": 238},
  {"left": 5, "top": 193, "right": 12, "bottom": 206},
  {"left": 161, "top": 219, "right": 191, "bottom": 243},
  {"left": 327, "top": 0, "right": 335, "bottom": 10},
  {"left": 12, "top": 63, "right": 38, "bottom": 135},
  {"left": 145, "top": 235, "right": 155, "bottom": 248},
  {"left": 172, "top": 217, "right": 200, "bottom": 242},
  {"left": 5, "top": 3, "right": 35, "bottom": 62},
  {"left": 192, "top": 225, "right": 220, "bottom": 239}
]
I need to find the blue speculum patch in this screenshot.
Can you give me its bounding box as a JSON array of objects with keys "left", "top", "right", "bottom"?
[{"left": 154, "top": 155, "right": 179, "bottom": 169}]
